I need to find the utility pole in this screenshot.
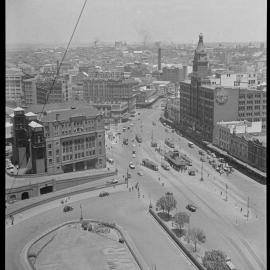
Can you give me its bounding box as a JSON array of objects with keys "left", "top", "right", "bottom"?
[
  {"left": 225, "top": 184, "right": 228, "bottom": 201},
  {"left": 200, "top": 160, "right": 204, "bottom": 181},
  {"left": 247, "top": 196, "right": 250, "bottom": 221},
  {"left": 126, "top": 168, "right": 129, "bottom": 188}
]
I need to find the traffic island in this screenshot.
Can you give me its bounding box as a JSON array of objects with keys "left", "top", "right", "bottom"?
[
  {"left": 22, "top": 220, "right": 150, "bottom": 270},
  {"left": 149, "top": 209, "right": 207, "bottom": 270}
]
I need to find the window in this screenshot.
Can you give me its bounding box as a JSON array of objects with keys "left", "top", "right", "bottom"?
[
  {"left": 49, "top": 159, "right": 53, "bottom": 165},
  {"left": 56, "top": 157, "right": 60, "bottom": 163},
  {"left": 99, "top": 141, "right": 102, "bottom": 146},
  {"left": 48, "top": 143, "right": 52, "bottom": 149},
  {"left": 254, "top": 105, "right": 260, "bottom": 110},
  {"left": 246, "top": 106, "right": 252, "bottom": 110},
  {"left": 48, "top": 150, "right": 52, "bottom": 156}
]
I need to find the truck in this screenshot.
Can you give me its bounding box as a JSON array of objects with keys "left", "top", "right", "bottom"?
[
  {"left": 161, "top": 162, "right": 170, "bottom": 170},
  {"left": 188, "top": 142, "right": 194, "bottom": 148}
]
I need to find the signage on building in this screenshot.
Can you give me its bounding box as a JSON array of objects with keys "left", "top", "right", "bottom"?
[{"left": 215, "top": 87, "right": 228, "bottom": 105}]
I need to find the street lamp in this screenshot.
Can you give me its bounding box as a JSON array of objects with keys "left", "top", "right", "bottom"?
[
  {"left": 80, "top": 204, "right": 83, "bottom": 222},
  {"left": 200, "top": 160, "right": 204, "bottom": 181}
]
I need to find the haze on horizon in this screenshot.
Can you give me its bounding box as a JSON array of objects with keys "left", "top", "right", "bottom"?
[{"left": 6, "top": 0, "right": 266, "bottom": 46}]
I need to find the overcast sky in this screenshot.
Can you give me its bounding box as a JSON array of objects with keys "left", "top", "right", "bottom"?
[{"left": 6, "top": 0, "right": 267, "bottom": 45}]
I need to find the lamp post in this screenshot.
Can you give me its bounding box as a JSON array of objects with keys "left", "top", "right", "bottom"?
[
  {"left": 80, "top": 204, "right": 83, "bottom": 222},
  {"left": 200, "top": 160, "right": 204, "bottom": 181}
]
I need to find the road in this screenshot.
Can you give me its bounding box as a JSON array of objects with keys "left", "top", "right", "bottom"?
[
  {"left": 108, "top": 99, "right": 266, "bottom": 270},
  {"left": 6, "top": 99, "right": 266, "bottom": 270},
  {"left": 6, "top": 185, "right": 196, "bottom": 270}
]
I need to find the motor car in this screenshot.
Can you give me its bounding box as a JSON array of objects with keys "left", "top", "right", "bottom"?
[
  {"left": 132, "top": 144, "right": 136, "bottom": 147},
  {"left": 129, "top": 162, "right": 135, "bottom": 169},
  {"left": 111, "top": 179, "right": 119, "bottom": 184},
  {"left": 206, "top": 155, "right": 211, "bottom": 159},
  {"left": 63, "top": 205, "right": 73, "bottom": 212},
  {"left": 210, "top": 153, "right": 216, "bottom": 158},
  {"left": 9, "top": 169, "right": 14, "bottom": 174},
  {"left": 198, "top": 150, "right": 205, "bottom": 156},
  {"left": 219, "top": 170, "right": 224, "bottom": 174},
  {"left": 200, "top": 157, "right": 206, "bottom": 162},
  {"left": 137, "top": 171, "right": 143, "bottom": 176},
  {"left": 225, "top": 257, "right": 236, "bottom": 270},
  {"left": 99, "top": 191, "right": 110, "bottom": 197},
  {"left": 186, "top": 204, "right": 197, "bottom": 212},
  {"left": 6, "top": 164, "right": 14, "bottom": 170},
  {"left": 188, "top": 170, "right": 196, "bottom": 176},
  {"left": 130, "top": 123, "right": 134, "bottom": 126},
  {"left": 132, "top": 153, "right": 136, "bottom": 158}
]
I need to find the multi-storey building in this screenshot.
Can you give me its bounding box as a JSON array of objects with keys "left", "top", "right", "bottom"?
[
  {"left": 167, "top": 97, "right": 180, "bottom": 126},
  {"left": 10, "top": 103, "right": 106, "bottom": 174},
  {"left": 22, "top": 78, "right": 37, "bottom": 106},
  {"left": 91, "top": 101, "right": 129, "bottom": 124},
  {"left": 213, "top": 120, "right": 262, "bottom": 152},
  {"left": 179, "top": 34, "right": 267, "bottom": 142},
  {"left": 6, "top": 68, "right": 24, "bottom": 103},
  {"left": 36, "top": 77, "right": 64, "bottom": 104},
  {"left": 83, "top": 72, "right": 138, "bottom": 114}
]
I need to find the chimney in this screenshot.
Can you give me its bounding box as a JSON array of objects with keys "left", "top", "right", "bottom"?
[{"left": 158, "top": 48, "right": 161, "bottom": 71}]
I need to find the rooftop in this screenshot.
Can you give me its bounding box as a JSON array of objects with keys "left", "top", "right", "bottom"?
[{"left": 26, "top": 102, "right": 100, "bottom": 123}]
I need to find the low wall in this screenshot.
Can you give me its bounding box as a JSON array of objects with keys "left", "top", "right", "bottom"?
[
  {"left": 22, "top": 220, "right": 150, "bottom": 270},
  {"left": 149, "top": 209, "right": 206, "bottom": 270}
]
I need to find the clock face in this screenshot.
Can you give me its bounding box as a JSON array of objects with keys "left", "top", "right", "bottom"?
[{"left": 215, "top": 88, "right": 228, "bottom": 105}]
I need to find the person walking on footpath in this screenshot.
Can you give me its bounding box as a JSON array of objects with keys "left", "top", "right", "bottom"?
[{"left": 10, "top": 215, "right": 14, "bottom": 225}]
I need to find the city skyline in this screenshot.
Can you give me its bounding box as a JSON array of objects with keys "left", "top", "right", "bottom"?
[{"left": 6, "top": 0, "right": 267, "bottom": 46}]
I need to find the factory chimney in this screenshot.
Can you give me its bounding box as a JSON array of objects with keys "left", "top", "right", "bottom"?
[{"left": 158, "top": 48, "right": 161, "bottom": 71}]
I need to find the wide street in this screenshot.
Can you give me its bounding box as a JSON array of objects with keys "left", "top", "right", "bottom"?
[{"left": 108, "top": 98, "right": 266, "bottom": 270}]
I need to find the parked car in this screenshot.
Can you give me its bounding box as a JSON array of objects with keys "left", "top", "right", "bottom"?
[
  {"left": 188, "top": 170, "right": 196, "bottom": 176},
  {"left": 132, "top": 153, "right": 136, "bottom": 158},
  {"left": 200, "top": 157, "right": 206, "bottom": 162},
  {"left": 9, "top": 169, "right": 14, "bottom": 175},
  {"left": 137, "top": 171, "right": 143, "bottom": 176},
  {"left": 99, "top": 191, "right": 109, "bottom": 197},
  {"left": 225, "top": 257, "right": 237, "bottom": 270},
  {"left": 186, "top": 204, "right": 197, "bottom": 212},
  {"left": 6, "top": 164, "right": 14, "bottom": 170},
  {"left": 198, "top": 150, "right": 205, "bottom": 156},
  {"left": 107, "top": 179, "right": 118, "bottom": 184},
  {"left": 63, "top": 205, "right": 73, "bottom": 212},
  {"left": 210, "top": 153, "right": 216, "bottom": 158},
  {"left": 129, "top": 162, "right": 135, "bottom": 169}
]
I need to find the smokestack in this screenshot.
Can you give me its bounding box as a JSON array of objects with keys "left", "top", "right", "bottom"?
[{"left": 158, "top": 48, "right": 161, "bottom": 71}]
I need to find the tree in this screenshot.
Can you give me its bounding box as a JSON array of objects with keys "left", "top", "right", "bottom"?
[
  {"left": 173, "top": 212, "right": 190, "bottom": 231},
  {"left": 187, "top": 227, "right": 206, "bottom": 252},
  {"left": 202, "top": 250, "right": 228, "bottom": 270},
  {"left": 156, "top": 194, "right": 177, "bottom": 217},
  {"left": 164, "top": 193, "right": 177, "bottom": 217},
  {"left": 156, "top": 196, "right": 166, "bottom": 212}
]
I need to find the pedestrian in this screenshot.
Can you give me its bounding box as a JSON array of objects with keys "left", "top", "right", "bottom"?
[
  {"left": 10, "top": 215, "right": 14, "bottom": 225},
  {"left": 132, "top": 186, "right": 133, "bottom": 191},
  {"left": 240, "top": 207, "right": 242, "bottom": 212}
]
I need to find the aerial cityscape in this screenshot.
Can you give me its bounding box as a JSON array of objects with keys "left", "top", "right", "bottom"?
[{"left": 6, "top": 1, "right": 266, "bottom": 270}]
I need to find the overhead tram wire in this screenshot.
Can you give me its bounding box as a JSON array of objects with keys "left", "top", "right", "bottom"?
[{"left": 6, "top": 0, "right": 88, "bottom": 199}]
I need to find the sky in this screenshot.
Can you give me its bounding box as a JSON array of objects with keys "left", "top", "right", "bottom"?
[{"left": 6, "top": 0, "right": 267, "bottom": 45}]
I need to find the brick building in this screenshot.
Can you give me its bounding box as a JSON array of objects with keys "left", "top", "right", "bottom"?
[{"left": 10, "top": 103, "right": 106, "bottom": 174}]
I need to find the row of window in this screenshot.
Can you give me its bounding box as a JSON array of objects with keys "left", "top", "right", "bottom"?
[
  {"left": 239, "top": 93, "right": 266, "bottom": 99},
  {"left": 239, "top": 105, "right": 266, "bottom": 111}
]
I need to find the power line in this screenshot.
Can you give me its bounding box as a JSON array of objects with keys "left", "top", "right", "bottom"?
[
  {"left": 41, "top": 0, "right": 88, "bottom": 115},
  {"left": 6, "top": 0, "right": 88, "bottom": 199}
]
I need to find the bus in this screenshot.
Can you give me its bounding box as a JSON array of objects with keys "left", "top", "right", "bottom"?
[
  {"left": 142, "top": 158, "right": 158, "bottom": 171},
  {"left": 136, "top": 134, "right": 142, "bottom": 143}
]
